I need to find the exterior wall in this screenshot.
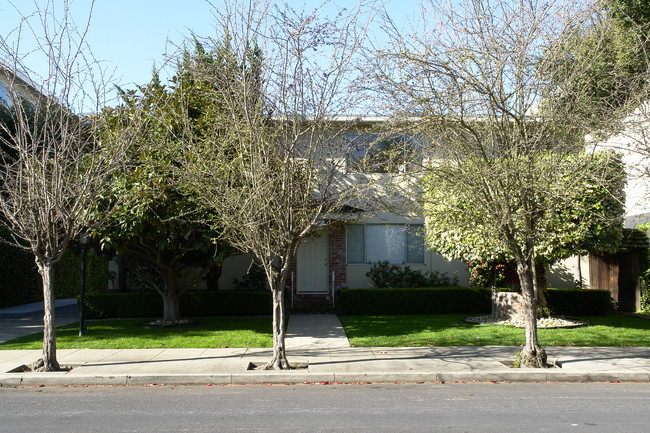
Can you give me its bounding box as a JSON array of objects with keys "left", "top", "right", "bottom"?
[
  {"left": 342, "top": 211, "right": 470, "bottom": 288},
  {"left": 592, "top": 105, "right": 650, "bottom": 228},
  {"left": 0, "top": 66, "right": 43, "bottom": 107},
  {"left": 547, "top": 255, "right": 591, "bottom": 290},
  {"left": 218, "top": 253, "right": 256, "bottom": 290}
]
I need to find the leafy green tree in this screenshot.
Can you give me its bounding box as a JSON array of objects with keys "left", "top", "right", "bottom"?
[
  {"left": 547, "top": 0, "right": 650, "bottom": 124},
  {"left": 96, "top": 44, "right": 234, "bottom": 323},
  {"left": 423, "top": 151, "right": 625, "bottom": 306},
  {"left": 373, "top": 0, "right": 626, "bottom": 367}
]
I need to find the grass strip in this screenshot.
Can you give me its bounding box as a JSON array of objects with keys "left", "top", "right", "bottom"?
[
  {"left": 0, "top": 316, "right": 273, "bottom": 349},
  {"left": 338, "top": 314, "right": 650, "bottom": 347}
]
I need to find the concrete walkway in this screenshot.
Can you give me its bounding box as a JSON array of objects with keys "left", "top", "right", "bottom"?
[
  {"left": 1, "top": 306, "right": 650, "bottom": 386},
  {"left": 285, "top": 314, "right": 350, "bottom": 349}
]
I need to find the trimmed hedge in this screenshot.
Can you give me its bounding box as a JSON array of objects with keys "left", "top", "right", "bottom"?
[
  {"left": 545, "top": 288, "right": 613, "bottom": 316},
  {"left": 335, "top": 286, "right": 614, "bottom": 316},
  {"left": 82, "top": 290, "right": 272, "bottom": 319},
  {"left": 335, "top": 287, "right": 492, "bottom": 315}
]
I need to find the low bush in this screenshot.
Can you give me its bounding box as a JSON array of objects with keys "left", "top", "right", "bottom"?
[
  {"left": 232, "top": 262, "right": 268, "bottom": 291},
  {"left": 336, "top": 286, "right": 613, "bottom": 316},
  {"left": 336, "top": 287, "right": 492, "bottom": 315},
  {"left": 545, "top": 288, "right": 613, "bottom": 316},
  {"left": 366, "top": 261, "right": 458, "bottom": 288},
  {"left": 467, "top": 261, "right": 518, "bottom": 288},
  {"left": 81, "top": 290, "right": 272, "bottom": 319}
]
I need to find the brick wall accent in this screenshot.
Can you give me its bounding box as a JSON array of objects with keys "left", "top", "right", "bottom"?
[
  {"left": 494, "top": 291, "right": 526, "bottom": 321},
  {"left": 288, "top": 255, "right": 297, "bottom": 296},
  {"left": 328, "top": 225, "right": 347, "bottom": 289}
]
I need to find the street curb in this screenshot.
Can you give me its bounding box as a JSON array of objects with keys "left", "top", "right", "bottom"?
[{"left": 2, "top": 371, "right": 649, "bottom": 386}]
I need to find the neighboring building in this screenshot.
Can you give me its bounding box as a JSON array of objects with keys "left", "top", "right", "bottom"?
[
  {"left": 0, "top": 62, "right": 42, "bottom": 107},
  {"left": 0, "top": 80, "right": 8, "bottom": 105}
]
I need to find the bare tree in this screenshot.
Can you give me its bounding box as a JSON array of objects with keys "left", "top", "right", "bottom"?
[
  {"left": 369, "top": 0, "right": 627, "bottom": 367},
  {"left": 179, "top": 0, "right": 372, "bottom": 369},
  {"left": 0, "top": 2, "right": 127, "bottom": 371}
]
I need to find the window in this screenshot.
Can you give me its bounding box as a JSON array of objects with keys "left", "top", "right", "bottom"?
[
  {"left": 346, "top": 224, "right": 425, "bottom": 264},
  {"left": 345, "top": 133, "right": 419, "bottom": 173}
]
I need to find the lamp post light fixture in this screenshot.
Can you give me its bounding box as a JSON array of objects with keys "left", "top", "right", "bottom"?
[{"left": 79, "top": 232, "right": 90, "bottom": 337}]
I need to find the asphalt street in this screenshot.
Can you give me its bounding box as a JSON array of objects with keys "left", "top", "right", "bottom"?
[
  {"left": 0, "top": 301, "right": 79, "bottom": 344},
  {"left": 1, "top": 382, "right": 649, "bottom": 432}
]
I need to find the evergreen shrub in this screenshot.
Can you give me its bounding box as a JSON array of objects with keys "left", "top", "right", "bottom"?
[
  {"left": 545, "top": 288, "right": 613, "bottom": 316},
  {"left": 335, "top": 286, "right": 613, "bottom": 316},
  {"left": 82, "top": 290, "right": 272, "bottom": 319},
  {"left": 335, "top": 287, "right": 492, "bottom": 315}
]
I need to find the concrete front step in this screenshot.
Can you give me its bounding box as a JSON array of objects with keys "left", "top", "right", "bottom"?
[{"left": 290, "top": 298, "right": 334, "bottom": 313}]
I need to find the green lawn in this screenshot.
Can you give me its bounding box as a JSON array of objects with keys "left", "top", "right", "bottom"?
[
  {"left": 3, "top": 314, "right": 648, "bottom": 350},
  {"left": 338, "top": 314, "right": 650, "bottom": 347},
  {"left": 0, "top": 317, "right": 273, "bottom": 349}
]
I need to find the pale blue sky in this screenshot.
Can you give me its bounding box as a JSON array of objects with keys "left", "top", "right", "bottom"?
[{"left": 1, "top": 0, "right": 419, "bottom": 95}]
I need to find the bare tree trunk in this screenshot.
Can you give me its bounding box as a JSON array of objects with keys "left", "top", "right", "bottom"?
[
  {"left": 35, "top": 259, "right": 60, "bottom": 372},
  {"left": 517, "top": 261, "right": 547, "bottom": 368},
  {"left": 264, "top": 286, "right": 289, "bottom": 370}
]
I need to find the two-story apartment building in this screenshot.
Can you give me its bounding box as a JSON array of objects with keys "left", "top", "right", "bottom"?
[{"left": 216, "top": 117, "right": 471, "bottom": 301}]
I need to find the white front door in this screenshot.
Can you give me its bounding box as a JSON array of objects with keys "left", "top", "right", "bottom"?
[{"left": 297, "top": 232, "right": 329, "bottom": 293}]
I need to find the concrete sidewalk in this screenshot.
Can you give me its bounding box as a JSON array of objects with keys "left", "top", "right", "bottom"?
[
  {"left": 2, "top": 346, "right": 650, "bottom": 386},
  {"left": 1, "top": 312, "right": 649, "bottom": 386}
]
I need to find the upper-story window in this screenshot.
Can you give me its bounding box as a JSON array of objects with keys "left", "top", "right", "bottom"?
[{"left": 345, "top": 133, "right": 419, "bottom": 173}]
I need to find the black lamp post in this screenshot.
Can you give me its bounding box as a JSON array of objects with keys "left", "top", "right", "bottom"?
[{"left": 79, "top": 232, "right": 89, "bottom": 337}]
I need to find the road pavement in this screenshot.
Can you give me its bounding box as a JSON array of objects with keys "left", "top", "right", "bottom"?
[{"left": 2, "top": 383, "right": 649, "bottom": 433}]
